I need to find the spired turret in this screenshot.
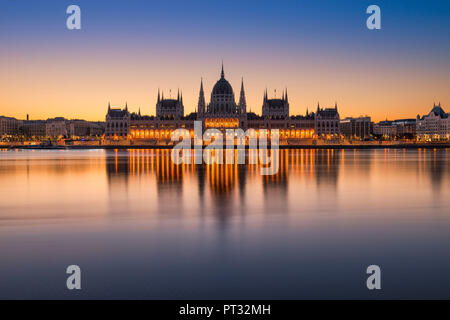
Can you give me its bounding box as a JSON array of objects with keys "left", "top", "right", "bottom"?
[
  {"left": 261, "top": 88, "right": 290, "bottom": 120},
  {"left": 156, "top": 89, "right": 184, "bottom": 120},
  {"left": 238, "top": 78, "right": 247, "bottom": 114},
  {"left": 197, "top": 78, "right": 206, "bottom": 115}
]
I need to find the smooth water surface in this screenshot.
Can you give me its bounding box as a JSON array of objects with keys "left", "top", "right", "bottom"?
[{"left": 0, "top": 148, "right": 449, "bottom": 299}]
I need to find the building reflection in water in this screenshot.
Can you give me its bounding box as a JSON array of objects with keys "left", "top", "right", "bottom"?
[
  {"left": 104, "top": 148, "right": 350, "bottom": 221},
  {"left": 103, "top": 147, "right": 450, "bottom": 224}
]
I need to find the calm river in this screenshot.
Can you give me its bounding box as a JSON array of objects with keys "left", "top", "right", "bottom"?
[{"left": 0, "top": 148, "right": 449, "bottom": 299}]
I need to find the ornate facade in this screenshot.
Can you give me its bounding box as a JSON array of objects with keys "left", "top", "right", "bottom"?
[
  {"left": 262, "top": 89, "right": 289, "bottom": 120},
  {"left": 156, "top": 90, "right": 184, "bottom": 120},
  {"left": 105, "top": 65, "right": 342, "bottom": 142},
  {"left": 200, "top": 64, "right": 247, "bottom": 130},
  {"left": 315, "top": 103, "right": 341, "bottom": 138},
  {"left": 417, "top": 103, "right": 449, "bottom": 141}
]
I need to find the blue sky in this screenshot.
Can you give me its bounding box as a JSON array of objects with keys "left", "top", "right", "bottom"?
[{"left": 0, "top": 0, "right": 449, "bottom": 120}]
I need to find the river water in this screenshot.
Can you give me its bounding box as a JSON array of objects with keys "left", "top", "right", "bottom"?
[{"left": 0, "top": 148, "right": 449, "bottom": 299}]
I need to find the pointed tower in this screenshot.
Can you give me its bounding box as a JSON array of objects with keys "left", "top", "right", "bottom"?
[
  {"left": 108, "top": 102, "right": 111, "bottom": 111},
  {"left": 197, "top": 78, "right": 206, "bottom": 115},
  {"left": 180, "top": 90, "right": 184, "bottom": 118},
  {"left": 221, "top": 61, "right": 225, "bottom": 79},
  {"left": 283, "top": 88, "right": 289, "bottom": 118},
  {"left": 157, "top": 89, "right": 160, "bottom": 103},
  {"left": 238, "top": 77, "right": 247, "bottom": 114},
  {"left": 125, "top": 102, "right": 128, "bottom": 112}
]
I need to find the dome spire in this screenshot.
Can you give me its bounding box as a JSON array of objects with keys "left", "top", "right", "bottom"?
[{"left": 221, "top": 61, "right": 225, "bottom": 79}]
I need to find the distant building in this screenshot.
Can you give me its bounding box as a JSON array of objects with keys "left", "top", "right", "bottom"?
[
  {"left": 340, "top": 117, "right": 372, "bottom": 139},
  {"left": 315, "top": 103, "right": 340, "bottom": 139},
  {"left": 46, "top": 118, "right": 68, "bottom": 137},
  {"left": 68, "top": 120, "right": 104, "bottom": 138},
  {"left": 373, "top": 120, "right": 396, "bottom": 137},
  {"left": 0, "top": 116, "right": 20, "bottom": 137},
  {"left": 105, "top": 104, "right": 131, "bottom": 139},
  {"left": 373, "top": 118, "right": 417, "bottom": 139},
  {"left": 393, "top": 119, "right": 416, "bottom": 137},
  {"left": 22, "top": 120, "right": 47, "bottom": 137},
  {"left": 416, "top": 103, "right": 449, "bottom": 141}
]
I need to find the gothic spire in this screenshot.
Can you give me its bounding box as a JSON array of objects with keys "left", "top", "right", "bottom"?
[
  {"left": 198, "top": 78, "right": 206, "bottom": 115},
  {"left": 221, "top": 61, "right": 225, "bottom": 79},
  {"left": 157, "top": 89, "right": 160, "bottom": 103},
  {"left": 239, "top": 77, "right": 247, "bottom": 114}
]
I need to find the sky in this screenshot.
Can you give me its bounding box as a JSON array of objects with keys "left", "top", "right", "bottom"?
[{"left": 0, "top": 0, "right": 449, "bottom": 122}]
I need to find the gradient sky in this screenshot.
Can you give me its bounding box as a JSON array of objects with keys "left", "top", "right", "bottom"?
[{"left": 0, "top": 0, "right": 449, "bottom": 122}]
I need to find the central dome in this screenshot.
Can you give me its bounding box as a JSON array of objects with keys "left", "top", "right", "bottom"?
[
  {"left": 212, "top": 64, "right": 234, "bottom": 95},
  {"left": 212, "top": 78, "right": 233, "bottom": 95},
  {"left": 207, "top": 64, "right": 237, "bottom": 115}
]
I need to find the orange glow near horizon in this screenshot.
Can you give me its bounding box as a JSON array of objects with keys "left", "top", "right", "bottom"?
[{"left": 1, "top": 47, "right": 449, "bottom": 123}]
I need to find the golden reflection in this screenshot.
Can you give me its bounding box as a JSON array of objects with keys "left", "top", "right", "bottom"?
[{"left": 108, "top": 148, "right": 346, "bottom": 196}]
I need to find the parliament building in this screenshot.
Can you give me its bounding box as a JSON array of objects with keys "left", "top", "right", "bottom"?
[{"left": 105, "top": 65, "right": 341, "bottom": 143}]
